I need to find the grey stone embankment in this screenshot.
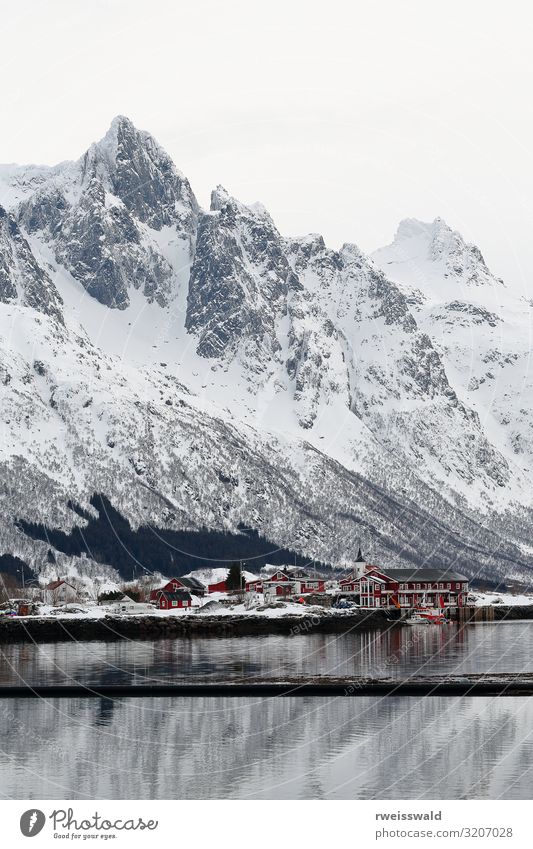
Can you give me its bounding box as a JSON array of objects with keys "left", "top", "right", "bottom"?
[
  {"left": 455, "top": 604, "right": 533, "bottom": 622},
  {"left": 2, "top": 673, "right": 533, "bottom": 697},
  {"left": 0, "top": 609, "right": 399, "bottom": 643},
  {"left": 1, "top": 605, "right": 530, "bottom": 643}
]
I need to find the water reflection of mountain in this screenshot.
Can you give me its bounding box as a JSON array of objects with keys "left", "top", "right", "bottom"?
[
  {"left": 0, "top": 696, "right": 531, "bottom": 799},
  {"left": 1, "top": 626, "right": 532, "bottom": 799},
  {"left": 0, "top": 622, "right": 529, "bottom": 687}
]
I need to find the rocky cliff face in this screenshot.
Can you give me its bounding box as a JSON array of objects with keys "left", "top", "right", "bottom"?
[
  {"left": 0, "top": 206, "right": 63, "bottom": 321},
  {"left": 373, "top": 218, "right": 533, "bottom": 478},
  {"left": 16, "top": 116, "right": 198, "bottom": 310},
  {"left": 0, "top": 118, "right": 532, "bottom": 585},
  {"left": 81, "top": 115, "right": 198, "bottom": 232},
  {"left": 186, "top": 188, "right": 298, "bottom": 373}
]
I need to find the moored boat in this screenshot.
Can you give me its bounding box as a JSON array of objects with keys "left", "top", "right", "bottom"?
[{"left": 405, "top": 607, "right": 448, "bottom": 625}]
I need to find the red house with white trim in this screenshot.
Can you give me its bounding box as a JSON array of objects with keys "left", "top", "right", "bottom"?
[
  {"left": 150, "top": 576, "right": 206, "bottom": 601},
  {"left": 262, "top": 568, "right": 325, "bottom": 599},
  {"left": 339, "top": 550, "right": 469, "bottom": 609},
  {"left": 155, "top": 590, "right": 193, "bottom": 609}
]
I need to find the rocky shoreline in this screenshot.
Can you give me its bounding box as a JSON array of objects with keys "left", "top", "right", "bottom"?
[
  {"left": 0, "top": 605, "right": 531, "bottom": 643},
  {"left": 0, "top": 609, "right": 399, "bottom": 643},
  {"left": 457, "top": 604, "right": 533, "bottom": 622}
]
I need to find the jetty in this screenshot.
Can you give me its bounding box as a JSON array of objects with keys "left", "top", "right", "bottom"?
[{"left": 1, "top": 673, "right": 533, "bottom": 697}]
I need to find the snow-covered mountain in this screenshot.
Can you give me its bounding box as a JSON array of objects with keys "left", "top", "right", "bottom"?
[
  {"left": 1, "top": 116, "right": 532, "bottom": 586},
  {"left": 373, "top": 219, "right": 533, "bottom": 487}
]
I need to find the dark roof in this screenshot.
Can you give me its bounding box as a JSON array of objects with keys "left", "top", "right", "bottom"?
[
  {"left": 355, "top": 548, "right": 365, "bottom": 563},
  {"left": 45, "top": 579, "right": 76, "bottom": 590},
  {"left": 383, "top": 569, "right": 468, "bottom": 582},
  {"left": 179, "top": 576, "right": 206, "bottom": 591},
  {"left": 157, "top": 590, "right": 192, "bottom": 601}
]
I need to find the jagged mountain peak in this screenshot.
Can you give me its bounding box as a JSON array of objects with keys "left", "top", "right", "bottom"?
[
  {"left": 186, "top": 184, "right": 299, "bottom": 362},
  {"left": 374, "top": 216, "right": 503, "bottom": 289},
  {"left": 210, "top": 184, "right": 233, "bottom": 211},
  {"left": 82, "top": 115, "right": 132, "bottom": 166},
  {"left": 292, "top": 232, "right": 326, "bottom": 249},
  {"left": 79, "top": 116, "right": 198, "bottom": 231},
  {"left": 82, "top": 115, "right": 171, "bottom": 176},
  {"left": 393, "top": 216, "right": 448, "bottom": 241},
  {"left": 340, "top": 241, "right": 367, "bottom": 264},
  {"left": 109, "top": 113, "right": 135, "bottom": 133},
  {"left": 1, "top": 117, "right": 532, "bottom": 587},
  {"left": 392, "top": 216, "right": 474, "bottom": 261},
  {"left": 209, "top": 185, "right": 275, "bottom": 227},
  {"left": 11, "top": 117, "right": 200, "bottom": 311},
  {"left": 209, "top": 184, "right": 255, "bottom": 219}
]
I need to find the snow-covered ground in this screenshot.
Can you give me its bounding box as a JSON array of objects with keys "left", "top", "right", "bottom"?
[
  {"left": 7, "top": 590, "right": 533, "bottom": 622},
  {"left": 8, "top": 595, "right": 346, "bottom": 620},
  {"left": 195, "top": 599, "right": 329, "bottom": 618},
  {"left": 0, "top": 593, "right": 285, "bottom": 619},
  {"left": 182, "top": 567, "right": 260, "bottom": 586},
  {"left": 470, "top": 591, "right": 533, "bottom": 607}
]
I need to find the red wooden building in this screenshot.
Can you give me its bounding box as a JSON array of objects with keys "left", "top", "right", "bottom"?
[
  {"left": 262, "top": 568, "right": 325, "bottom": 599},
  {"left": 155, "top": 590, "right": 193, "bottom": 609},
  {"left": 150, "top": 576, "right": 205, "bottom": 601},
  {"left": 339, "top": 554, "right": 469, "bottom": 610},
  {"left": 207, "top": 573, "right": 263, "bottom": 594},
  {"left": 208, "top": 577, "right": 228, "bottom": 594}
]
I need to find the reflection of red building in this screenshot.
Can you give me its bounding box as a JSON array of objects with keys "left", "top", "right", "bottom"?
[{"left": 339, "top": 550, "right": 469, "bottom": 609}]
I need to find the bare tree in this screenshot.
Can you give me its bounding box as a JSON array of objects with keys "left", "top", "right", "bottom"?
[{"left": 0, "top": 573, "right": 19, "bottom": 605}]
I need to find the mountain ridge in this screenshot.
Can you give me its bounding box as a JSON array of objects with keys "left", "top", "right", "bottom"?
[{"left": 0, "top": 116, "right": 532, "bottom": 587}]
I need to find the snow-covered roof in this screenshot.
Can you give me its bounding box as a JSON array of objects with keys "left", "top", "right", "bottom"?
[
  {"left": 183, "top": 567, "right": 260, "bottom": 585},
  {"left": 45, "top": 579, "right": 76, "bottom": 590}
]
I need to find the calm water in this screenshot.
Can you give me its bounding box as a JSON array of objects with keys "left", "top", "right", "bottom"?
[
  {"left": 0, "top": 619, "right": 531, "bottom": 685},
  {"left": 1, "top": 621, "right": 533, "bottom": 799},
  {"left": 1, "top": 696, "right": 533, "bottom": 799}
]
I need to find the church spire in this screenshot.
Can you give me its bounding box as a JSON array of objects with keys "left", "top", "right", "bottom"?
[{"left": 354, "top": 547, "right": 366, "bottom": 578}]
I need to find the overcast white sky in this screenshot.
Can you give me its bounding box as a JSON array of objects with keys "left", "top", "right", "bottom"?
[{"left": 2, "top": 0, "right": 533, "bottom": 289}]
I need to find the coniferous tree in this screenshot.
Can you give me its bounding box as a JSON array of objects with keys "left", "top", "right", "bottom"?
[{"left": 226, "top": 561, "right": 244, "bottom": 591}]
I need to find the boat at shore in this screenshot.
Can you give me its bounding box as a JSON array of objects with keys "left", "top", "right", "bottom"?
[{"left": 404, "top": 607, "right": 448, "bottom": 625}]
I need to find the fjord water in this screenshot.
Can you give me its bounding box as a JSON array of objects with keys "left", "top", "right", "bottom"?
[
  {"left": 2, "top": 695, "right": 533, "bottom": 799},
  {"left": 0, "top": 620, "right": 530, "bottom": 686},
  {"left": 1, "top": 622, "right": 533, "bottom": 799}
]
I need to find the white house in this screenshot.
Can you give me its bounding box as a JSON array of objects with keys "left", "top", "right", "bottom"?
[
  {"left": 111, "top": 595, "right": 155, "bottom": 615},
  {"left": 44, "top": 579, "right": 79, "bottom": 605}
]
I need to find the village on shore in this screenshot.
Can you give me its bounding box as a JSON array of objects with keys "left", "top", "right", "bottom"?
[{"left": 1, "top": 548, "right": 530, "bottom": 624}]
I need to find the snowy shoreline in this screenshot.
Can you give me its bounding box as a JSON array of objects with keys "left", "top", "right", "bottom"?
[
  {"left": 1, "top": 604, "right": 533, "bottom": 643},
  {"left": 0, "top": 609, "right": 397, "bottom": 642}
]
